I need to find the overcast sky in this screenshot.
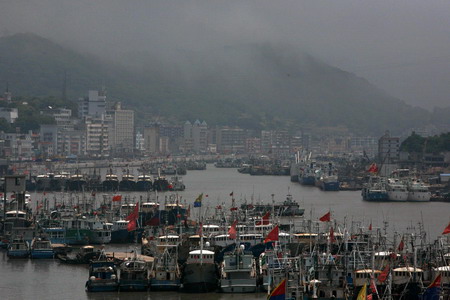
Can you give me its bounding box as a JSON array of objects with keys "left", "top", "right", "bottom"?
[{"left": 1, "top": 0, "right": 450, "bottom": 109}]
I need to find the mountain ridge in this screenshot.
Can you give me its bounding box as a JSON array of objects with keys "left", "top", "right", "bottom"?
[{"left": 0, "top": 33, "right": 441, "bottom": 135}]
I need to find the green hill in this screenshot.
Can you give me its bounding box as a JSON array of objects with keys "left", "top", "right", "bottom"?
[{"left": 0, "top": 33, "right": 438, "bottom": 135}]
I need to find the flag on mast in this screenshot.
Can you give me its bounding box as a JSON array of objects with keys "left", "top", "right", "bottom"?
[
  {"left": 194, "top": 193, "right": 203, "bottom": 207},
  {"left": 442, "top": 222, "right": 450, "bottom": 235},
  {"left": 264, "top": 225, "right": 279, "bottom": 243},
  {"left": 319, "top": 211, "right": 331, "bottom": 222}
]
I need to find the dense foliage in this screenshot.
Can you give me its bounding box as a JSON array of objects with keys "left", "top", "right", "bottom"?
[{"left": 400, "top": 132, "right": 450, "bottom": 153}]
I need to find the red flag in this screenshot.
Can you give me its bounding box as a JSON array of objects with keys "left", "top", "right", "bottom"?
[
  {"left": 112, "top": 194, "right": 122, "bottom": 202},
  {"left": 368, "top": 163, "right": 378, "bottom": 173},
  {"left": 378, "top": 265, "right": 389, "bottom": 283},
  {"left": 230, "top": 207, "right": 238, "bottom": 211},
  {"left": 127, "top": 219, "right": 136, "bottom": 232},
  {"left": 228, "top": 220, "right": 238, "bottom": 239},
  {"left": 330, "top": 226, "right": 336, "bottom": 243},
  {"left": 442, "top": 222, "right": 450, "bottom": 235},
  {"left": 319, "top": 212, "right": 331, "bottom": 222},
  {"left": 264, "top": 225, "right": 279, "bottom": 243},
  {"left": 256, "top": 212, "right": 270, "bottom": 225},
  {"left": 428, "top": 274, "right": 442, "bottom": 288},
  {"left": 369, "top": 223, "right": 372, "bottom": 231},
  {"left": 397, "top": 237, "right": 404, "bottom": 251},
  {"left": 126, "top": 203, "right": 139, "bottom": 221}
]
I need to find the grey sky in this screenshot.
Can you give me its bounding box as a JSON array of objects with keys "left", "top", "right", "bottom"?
[{"left": 1, "top": 0, "right": 450, "bottom": 109}]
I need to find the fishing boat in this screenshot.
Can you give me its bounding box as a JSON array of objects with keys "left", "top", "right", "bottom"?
[
  {"left": 30, "top": 237, "right": 54, "bottom": 259},
  {"left": 7, "top": 237, "right": 30, "bottom": 258},
  {"left": 361, "top": 176, "right": 388, "bottom": 201},
  {"left": 150, "top": 245, "right": 181, "bottom": 291},
  {"left": 85, "top": 253, "right": 119, "bottom": 292},
  {"left": 407, "top": 179, "right": 431, "bottom": 202},
  {"left": 241, "top": 193, "right": 304, "bottom": 217},
  {"left": 119, "top": 173, "right": 136, "bottom": 191},
  {"left": 136, "top": 175, "right": 153, "bottom": 191},
  {"left": 386, "top": 178, "right": 409, "bottom": 201},
  {"left": 153, "top": 176, "right": 171, "bottom": 191},
  {"left": 182, "top": 245, "right": 217, "bottom": 292},
  {"left": 67, "top": 173, "right": 87, "bottom": 192},
  {"left": 102, "top": 172, "right": 119, "bottom": 192},
  {"left": 219, "top": 244, "right": 258, "bottom": 293},
  {"left": 57, "top": 245, "right": 99, "bottom": 264},
  {"left": 118, "top": 252, "right": 150, "bottom": 291},
  {"left": 169, "top": 175, "right": 185, "bottom": 191}
]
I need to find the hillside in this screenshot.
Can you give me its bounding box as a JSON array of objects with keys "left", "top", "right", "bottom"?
[{"left": 0, "top": 33, "right": 438, "bottom": 135}]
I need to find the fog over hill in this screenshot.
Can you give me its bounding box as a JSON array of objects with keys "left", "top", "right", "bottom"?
[{"left": 1, "top": 33, "right": 443, "bottom": 135}]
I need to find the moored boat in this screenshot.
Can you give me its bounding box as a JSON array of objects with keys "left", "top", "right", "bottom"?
[
  {"left": 7, "top": 237, "right": 30, "bottom": 258},
  {"left": 30, "top": 237, "right": 54, "bottom": 259},
  {"left": 219, "top": 244, "right": 258, "bottom": 293},
  {"left": 85, "top": 254, "right": 119, "bottom": 292},
  {"left": 118, "top": 252, "right": 150, "bottom": 291},
  {"left": 182, "top": 248, "right": 217, "bottom": 292}
]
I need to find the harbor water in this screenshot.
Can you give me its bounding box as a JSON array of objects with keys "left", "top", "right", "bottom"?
[{"left": 1, "top": 165, "right": 449, "bottom": 299}]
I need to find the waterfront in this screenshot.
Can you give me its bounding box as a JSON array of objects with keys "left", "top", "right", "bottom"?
[{"left": 1, "top": 165, "right": 449, "bottom": 299}]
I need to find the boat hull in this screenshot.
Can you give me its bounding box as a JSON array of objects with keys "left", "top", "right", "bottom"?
[
  {"left": 150, "top": 279, "right": 181, "bottom": 291},
  {"left": 321, "top": 181, "right": 340, "bottom": 191},
  {"left": 7, "top": 250, "right": 29, "bottom": 258},
  {"left": 119, "top": 280, "right": 149, "bottom": 292},
  {"left": 182, "top": 263, "right": 217, "bottom": 292},
  {"left": 86, "top": 280, "right": 119, "bottom": 292},
  {"left": 31, "top": 250, "right": 54, "bottom": 259},
  {"left": 220, "top": 278, "right": 258, "bottom": 293}
]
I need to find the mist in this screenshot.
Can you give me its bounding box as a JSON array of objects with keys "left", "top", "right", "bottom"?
[{"left": 1, "top": 0, "right": 450, "bottom": 109}]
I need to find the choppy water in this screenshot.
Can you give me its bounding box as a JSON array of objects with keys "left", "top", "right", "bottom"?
[{"left": 1, "top": 165, "right": 449, "bottom": 299}]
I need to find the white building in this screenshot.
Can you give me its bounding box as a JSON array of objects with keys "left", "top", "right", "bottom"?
[
  {"left": 78, "top": 90, "right": 107, "bottom": 119},
  {"left": 85, "top": 116, "right": 109, "bottom": 157}
]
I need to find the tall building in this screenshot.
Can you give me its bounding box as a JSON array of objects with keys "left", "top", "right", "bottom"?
[
  {"left": 85, "top": 116, "right": 109, "bottom": 157},
  {"left": 192, "top": 120, "right": 208, "bottom": 153},
  {"left": 216, "top": 126, "right": 246, "bottom": 154},
  {"left": 261, "top": 130, "right": 290, "bottom": 156},
  {"left": 378, "top": 130, "right": 400, "bottom": 163},
  {"left": 78, "top": 90, "right": 107, "bottom": 119},
  {"left": 106, "top": 102, "right": 134, "bottom": 154},
  {"left": 143, "top": 123, "right": 160, "bottom": 155}
]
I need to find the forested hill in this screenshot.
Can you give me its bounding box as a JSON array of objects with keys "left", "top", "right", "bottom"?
[{"left": 0, "top": 33, "right": 442, "bottom": 135}]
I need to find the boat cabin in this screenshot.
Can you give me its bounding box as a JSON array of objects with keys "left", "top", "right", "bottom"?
[
  {"left": 187, "top": 249, "right": 215, "bottom": 264},
  {"left": 392, "top": 267, "right": 424, "bottom": 285}
]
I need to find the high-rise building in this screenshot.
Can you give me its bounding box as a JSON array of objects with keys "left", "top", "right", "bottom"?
[
  {"left": 85, "top": 116, "right": 109, "bottom": 157},
  {"left": 106, "top": 102, "right": 134, "bottom": 154}
]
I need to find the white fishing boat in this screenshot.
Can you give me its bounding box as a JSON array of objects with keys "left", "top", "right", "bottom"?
[
  {"left": 407, "top": 179, "right": 431, "bottom": 202},
  {"left": 386, "top": 178, "right": 409, "bottom": 201}
]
